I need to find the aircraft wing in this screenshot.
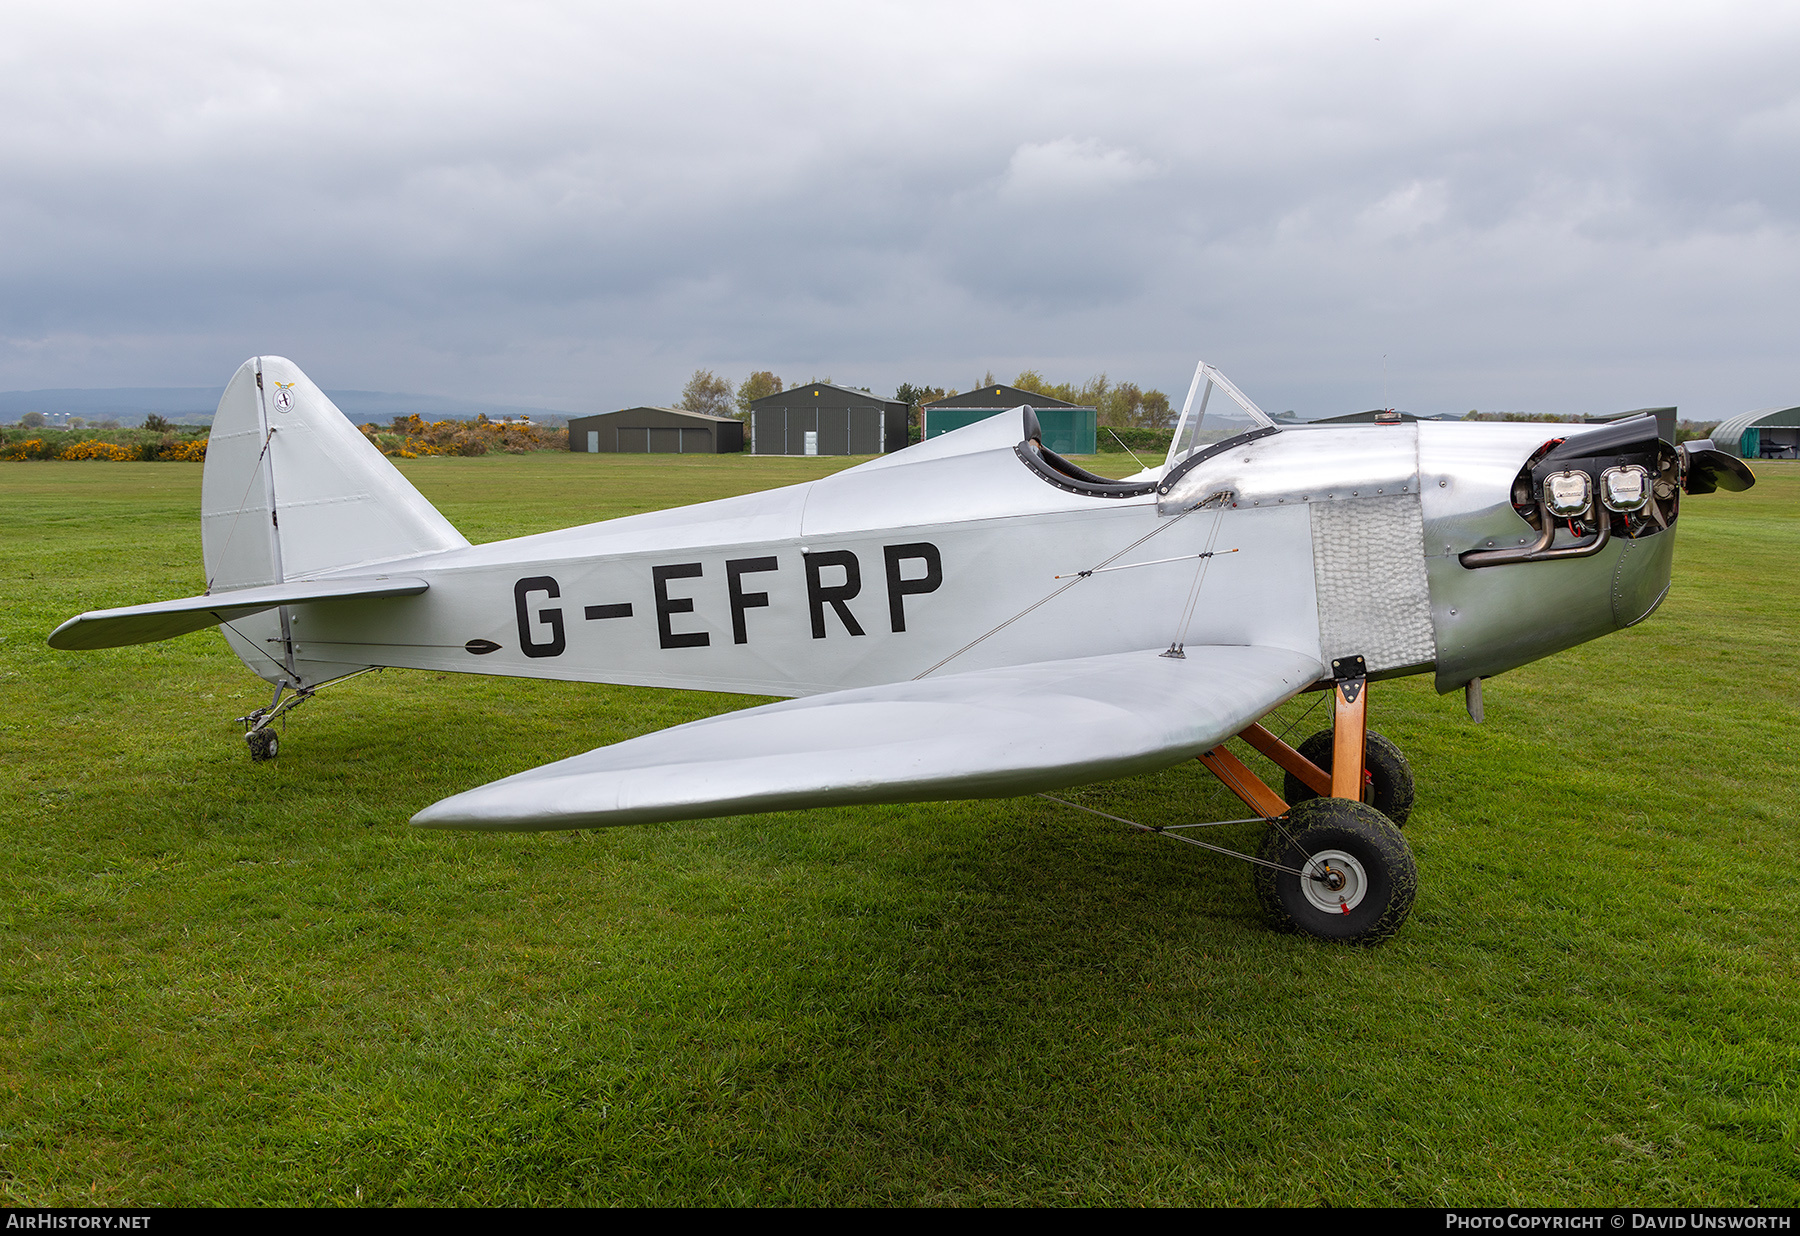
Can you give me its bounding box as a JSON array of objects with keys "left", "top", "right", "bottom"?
[
  {"left": 413, "top": 645, "right": 1325, "bottom": 830},
  {"left": 47, "top": 576, "right": 430, "bottom": 650}
]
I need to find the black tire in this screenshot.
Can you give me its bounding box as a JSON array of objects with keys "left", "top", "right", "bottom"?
[
  {"left": 246, "top": 727, "right": 278, "bottom": 761},
  {"left": 1253, "top": 798, "right": 1417, "bottom": 944},
  {"left": 1281, "top": 729, "right": 1414, "bottom": 826}
]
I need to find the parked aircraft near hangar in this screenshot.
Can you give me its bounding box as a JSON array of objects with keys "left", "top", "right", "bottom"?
[{"left": 50, "top": 358, "right": 1755, "bottom": 942}]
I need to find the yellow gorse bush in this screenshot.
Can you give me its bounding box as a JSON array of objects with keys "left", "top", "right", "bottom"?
[
  {"left": 0, "top": 436, "right": 209, "bottom": 462},
  {"left": 159, "top": 439, "right": 207, "bottom": 462},
  {"left": 359, "top": 417, "right": 567, "bottom": 458},
  {"left": 59, "top": 440, "right": 137, "bottom": 461},
  {"left": 5, "top": 413, "right": 569, "bottom": 463}
]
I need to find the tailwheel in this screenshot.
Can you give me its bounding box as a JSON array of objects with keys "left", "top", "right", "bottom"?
[
  {"left": 1254, "top": 798, "right": 1417, "bottom": 944},
  {"left": 236, "top": 681, "right": 321, "bottom": 762},
  {"left": 246, "top": 726, "right": 279, "bottom": 761},
  {"left": 1282, "top": 729, "right": 1414, "bottom": 826}
]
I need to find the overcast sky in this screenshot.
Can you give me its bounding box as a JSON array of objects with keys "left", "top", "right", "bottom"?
[{"left": 5, "top": 0, "right": 1799, "bottom": 419}]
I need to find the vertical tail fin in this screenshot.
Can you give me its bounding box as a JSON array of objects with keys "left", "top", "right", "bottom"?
[
  {"left": 201, "top": 357, "right": 468, "bottom": 591},
  {"left": 200, "top": 357, "right": 469, "bottom": 686}
]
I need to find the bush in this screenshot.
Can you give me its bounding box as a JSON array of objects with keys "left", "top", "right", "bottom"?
[
  {"left": 1, "top": 425, "right": 210, "bottom": 462},
  {"left": 1096, "top": 427, "right": 1174, "bottom": 453},
  {"left": 360, "top": 417, "right": 566, "bottom": 457},
  {"left": 59, "top": 439, "right": 136, "bottom": 461}
]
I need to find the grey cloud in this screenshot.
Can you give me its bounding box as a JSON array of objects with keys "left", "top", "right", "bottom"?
[{"left": 4, "top": 1, "right": 1800, "bottom": 418}]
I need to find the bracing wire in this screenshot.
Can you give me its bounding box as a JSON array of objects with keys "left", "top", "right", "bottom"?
[
  {"left": 1105, "top": 427, "right": 1149, "bottom": 471},
  {"left": 1036, "top": 793, "right": 1320, "bottom": 878},
  {"left": 1165, "top": 495, "right": 1230, "bottom": 654},
  {"left": 913, "top": 506, "right": 1202, "bottom": 680}
]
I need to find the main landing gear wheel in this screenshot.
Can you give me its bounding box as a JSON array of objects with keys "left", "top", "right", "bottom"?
[
  {"left": 1282, "top": 729, "right": 1415, "bottom": 826},
  {"left": 246, "top": 727, "right": 279, "bottom": 761},
  {"left": 1254, "top": 798, "right": 1417, "bottom": 944}
]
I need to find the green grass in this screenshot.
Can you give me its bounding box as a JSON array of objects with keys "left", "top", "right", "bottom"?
[{"left": 1, "top": 452, "right": 1796, "bottom": 1206}]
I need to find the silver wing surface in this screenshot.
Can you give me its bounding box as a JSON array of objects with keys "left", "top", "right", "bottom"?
[{"left": 413, "top": 644, "right": 1324, "bottom": 830}]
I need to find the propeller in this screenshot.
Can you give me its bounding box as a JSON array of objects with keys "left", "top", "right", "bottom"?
[{"left": 1680, "top": 440, "right": 1757, "bottom": 494}]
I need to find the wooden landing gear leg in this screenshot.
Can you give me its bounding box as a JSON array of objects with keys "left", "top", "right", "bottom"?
[
  {"left": 1190, "top": 655, "right": 1417, "bottom": 944},
  {"left": 1268, "top": 656, "right": 1416, "bottom": 826},
  {"left": 1194, "top": 656, "right": 1377, "bottom": 819},
  {"left": 1328, "top": 655, "right": 1369, "bottom": 802},
  {"left": 1195, "top": 745, "right": 1290, "bottom": 819}
]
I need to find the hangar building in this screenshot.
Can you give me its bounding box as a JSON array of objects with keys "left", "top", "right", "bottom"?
[
  {"left": 920, "top": 385, "right": 1098, "bottom": 455},
  {"left": 1711, "top": 406, "right": 1800, "bottom": 460},
  {"left": 568, "top": 407, "right": 744, "bottom": 454},
  {"left": 747, "top": 383, "right": 908, "bottom": 455}
]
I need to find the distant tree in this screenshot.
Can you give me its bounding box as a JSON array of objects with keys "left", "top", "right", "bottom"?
[
  {"left": 1010, "top": 371, "right": 1171, "bottom": 427},
  {"left": 894, "top": 382, "right": 947, "bottom": 410},
  {"left": 736, "top": 371, "right": 783, "bottom": 416},
  {"left": 681, "top": 369, "right": 734, "bottom": 417},
  {"left": 20, "top": 412, "right": 45, "bottom": 428},
  {"left": 978, "top": 370, "right": 998, "bottom": 390},
  {"left": 1464, "top": 411, "right": 1562, "bottom": 423},
  {"left": 1103, "top": 382, "right": 1143, "bottom": 428},
  {"left": 894, "top": 383, "right": 949, "bottom": 434},
  {"left": 143, "top": 413, "right": 172, "bottom": 433},
  {"left": 1013, "top": 369, "right": 1102, "bottom": 409}
]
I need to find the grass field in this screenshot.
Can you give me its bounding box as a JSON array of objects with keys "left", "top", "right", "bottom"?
[{"left": 2, "top": 451, "right": 1796, "bottom": 1206}]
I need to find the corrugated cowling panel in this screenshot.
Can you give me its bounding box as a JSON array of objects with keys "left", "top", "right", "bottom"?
[{"left": 1311, "top": 495, "right": 1436, "bottom": 673}]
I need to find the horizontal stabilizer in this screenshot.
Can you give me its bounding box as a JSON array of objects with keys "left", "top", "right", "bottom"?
[
  {"left": 413, "top": 645, "right": 1324, "bottom": 831},
  {"left": 48, "top": 576, "right": 429, "bottom": 650}
]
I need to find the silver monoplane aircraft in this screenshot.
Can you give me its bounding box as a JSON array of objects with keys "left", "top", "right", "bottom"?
[{"left": 49, "top": 358, "right": 1755, "bottom": 943}]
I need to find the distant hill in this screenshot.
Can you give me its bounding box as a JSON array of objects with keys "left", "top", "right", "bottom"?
[{"left": 0, "top": 387, "right": 571, "bottom": 427}]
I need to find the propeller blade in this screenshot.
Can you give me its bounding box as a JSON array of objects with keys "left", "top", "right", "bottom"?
[{"left": 1683, "top": 446, "right": 1757, "bottom": 494}]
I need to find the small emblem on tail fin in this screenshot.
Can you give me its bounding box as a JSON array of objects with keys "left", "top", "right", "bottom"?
[{"left": 272, "top": 381, "right": 295, "bottom": 412}]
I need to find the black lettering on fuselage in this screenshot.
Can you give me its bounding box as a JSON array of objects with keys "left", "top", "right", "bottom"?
[
  {"left": 514, "top": 576, "right": 566, "bottom": 658},
  {"left": 883, "top": 542, "right": 943, "bottom": 632},
  {"left": 585, "top": 602, "right": 633, "bottom": 620},
  {"left": 726, "top": 556, "right": 779, "bottom": 645},
  {"left": 804, "top": 550, "right": 865, "bottom": 638},
  {"left": 652, "top": 563, "right": 710, "bottom": 649}
]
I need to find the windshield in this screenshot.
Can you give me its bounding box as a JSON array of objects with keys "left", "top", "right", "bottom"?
[{"left": 1165, "top": 362, "right": 1277, "bottom": 468}]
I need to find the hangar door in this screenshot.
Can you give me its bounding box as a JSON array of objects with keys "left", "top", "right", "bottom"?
[
  {"left": 616, "top": 427, "right": 714, "bottom": 453},
  {"left": 764, "top": 408, "right": 883, "bottom": 454}
]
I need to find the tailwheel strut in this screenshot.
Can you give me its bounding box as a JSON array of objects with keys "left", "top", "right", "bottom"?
[
  {"left": 227, "top": 667, "right": 378, "bottom": 762},
  {"left": 234, "top": 680, "right": 314, "bottom": 762}
]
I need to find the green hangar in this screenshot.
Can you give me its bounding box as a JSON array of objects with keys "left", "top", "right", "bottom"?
[
  {"left": 920, "top": 385, "right": 1098, "bottom": 455},
  {"left": 1711, "top": 406, "right": 1800, "bottom": 460},
  {"left": 568, "top": 407, "right": 744, "bottom": 454}
]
